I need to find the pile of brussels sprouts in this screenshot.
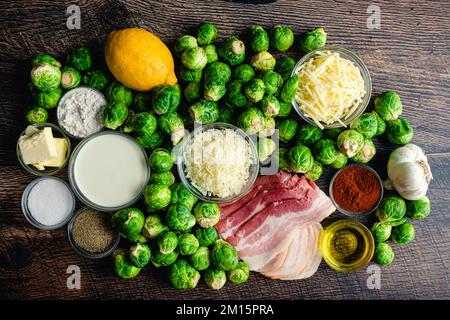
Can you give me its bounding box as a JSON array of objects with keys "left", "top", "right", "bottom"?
[{"left": 110, "top": 148, "right": 249, "bottom": 290}]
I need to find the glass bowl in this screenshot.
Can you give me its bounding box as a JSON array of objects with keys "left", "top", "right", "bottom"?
[
  {"left": 176, "top": 122, "right": 259, "bottom": 204},
  {"left": 17, "top": 122, "right": 71, "bottom": 176},
  {"left": 291, "top": 47, "right": 372, "bottom": 129}
]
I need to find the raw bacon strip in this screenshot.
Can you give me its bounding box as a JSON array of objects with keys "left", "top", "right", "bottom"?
[{"left": 257, "top": 231, "right": 297, "bottom": 274}]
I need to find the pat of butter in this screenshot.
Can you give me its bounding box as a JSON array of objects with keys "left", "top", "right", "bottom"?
[
  {"left": 19, "top": 127, "right": 57, "bottom": 165},
  {"left": 36, "top": 138, "right": 68, "bottom": 168}
]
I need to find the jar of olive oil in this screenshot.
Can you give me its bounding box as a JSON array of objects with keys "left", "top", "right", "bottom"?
[{"left": 321, "top": 220, "right": 375, "bottom": 272}]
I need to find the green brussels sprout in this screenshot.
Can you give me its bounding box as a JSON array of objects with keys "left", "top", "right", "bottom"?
[
  {"left": 299, "top": 27, "right": 327, "bottom": 53},
  {"left": 121, "top": 109, "right": 135, "bottom": 134},
  {"left": 374, "top": 91, "right": 403, "bottom": 121},
  {"left": 132, "top": 112, "right": 157, "bottom": 136},
  {"left": 82, "top": 69, "right": 109, "bottom": 91},
  {"left": 227, "top": 261, "right": 250, "bottom": 284},
  {"left": 189, "top": 246, "right": 211, "bottom": 271},
  {"left": 257, "top": 138, "right": 276, "bottom": 163},
  {"left": 133, "top": 93, "right": 152, "bottom": 112},
  {"left": 178, "top": 233, "right": 200, "bottom": 255},
  {"left": 152, "top": 250, "right": 179, "bottom": 268},
  {"left": 178, "top": 65, "right": 203, "bottom": 83},
  {"left": 30, "top": 63, "right": 61, "bottom": 92},
  {"left": 106, "top": 81, "right": 133, "bottom": 107},
  {"left": 351, "top": 139, "right": 376, "bottom": 163},
  {"left": 279, "top": 75, "right": 299, "bottom": 103},
  {"left": 103, "top": 102, "right": 129, "bottom": 130},
  {"left": 67, "top": 47, "right": 93, "bottom": 71},
  {"left": 218, "top": 106, "right": 235, "bottom": 124},
  {"left": 152, "top": 84, "right": 181, "bottom": 115},
  {"left": 371, "top": 111, "right": 386, "bottom": 136},
  {"left": 350, "top": 113, "right": 378, "bottom": 139},
  {"left": 237, "top": 107, "right": 265, "bottom": 135},
  {"left": 204, "top": 79, "right": 227, "bottom": 102},
  {"left": 135, "top": 130, "right": 164, "bottom": 149},
  {"left": 278, "top": 101, "right": 293, "bottom": 118},
  {"left": 336, "top": 129, "right": 364, "bottom": 158},
  {"left": 219, "top": 36, "right": 246, "bottom": 66},
  {"left": 259, "top": 116, "right": 276, "bottom": 137},
  {"left": 330, "top": 152, "right": 348, "bottom": 169},
  {"left": 374, "top": 242, "right": 395, "bottom": 266},
  {"left": 31, "top": 53, "right": 61, "bottom": 68},
  {"left": 158, "top": 231, "right": 178, "bottom": 254},
  {"left": 34, "top": 87, "right": 62, "bottom": 109},
  {"left": 211, "top": 240, "right": 239, "bottom": 271},
  {"left": 276, "top": 147, "right": 291, "bottom": 172},
  {"left": 195, "top": 227, "right": 219, "bottom": 247},
  {"left": 406, "top": 196, "right": 431, "bottom": 220},
  {"left": 158, "top": 112, "right": 185, "bottom": 145},
  {"left": 270, "top": 25, "right": 294, "bottom": 52},
  {"left": 142, "top": 214, "right": 168, "bottom": 239},
  {"left": 129, "top": 243, "right": 152, "bottom": 268},
  {"left": 305, "top": 160, "right": 323, "bottom": 181},
  {"left": 260, "top": 70, "right": 283, "bottom": 96},
  {"left": 126, "top": 232, "right": 148, "bottom": 244},
  {"left": 170, "top": 183, "right": 198, "bottom": 210},
  {"left": 233, "top": 64, "right": 255, "bottom": 83},
  {"left": 376, "top": 196, "right": 407, "bottom": 226},
  {"left": 184, "top": 81, "right": 201, "bottom": 103},
  {"left": 166, "top": 205, "right": 196, "bottom": 233},
  {"left": 250, "top": 51, "right": 276, "bottom": 71},
  {"left": 149, "top": 148, "right": 173, "bottom": 172},
  {"left": 203, "top": 44, "right": 219, "bottom": 64},
  {"left": 25, "top": 106, "right": 48, "bottom": 124},
  {"left": 60, "top": 66, "right": 81, "bottom": 90},
  {"left": 204, "top": 268, "right": 227, "bottom": 289},
  {"left": 296, "top": 124, "right": 323, "bottom": 146},
  {"left": 313, "top": 139, "right": 339, "bottom": 165},
  {"left": 150, "top": 171, "right": 175, "bottom": 187},
  {"left": 288, "top": 145, "right": 314, "bottom": 173},
  {"left": 197, "top": 22, "right": 217, "bottom": 45},
  {"left": 193, "top": 202, "right": 221, "bottom": 228},
  {"left": 169, "top": 259, "right": 201, "bottom": 289},
  {"left": 261, "top": 95, "right": 280, "bottom": 117},
  {"left": 323, "top": 128, "right": 342, "bottom": 140},
  {"left": 275, "top": 56, "right": 296, "bottom": 80},
  {"left": 225, "top": 80, "right": 250, "bottom": 108},
  {"left": 181, "top": 47, "right": 208, "bottom": 70},
  {"left": 112, "top": 208, "right": 145, "bottom": 238},
  {"left": 205, "top": 61, "right": 232, "bottom": 83},
  {"left": 175, "top": 35, "right": 198, "bottom": 55},
  {"left": 244, "top": 78, "right": 265, "bottom": 103},
  {"left": 189, "top": 99, "right": 219, "bottom": 124},
  {"left": 277, "top": 119, "right": 298, "bottom": 142},
  {"left": 113, "top": 249, "right": 141, "bottom": 279},
  {"left": 143, "top": 183, "right": 171, "bottom": 212},
  {"left": 249, "top": 25, "right": 270, "bottom": 52},
  {"left": 386, "top": 118, "right": 414, "bottom": 145},
  {"left": 391, "top": 222, "right": 415, "bottom": 246},
  {"left": 371, "top": 222, "right": 392, "bottom": 243}
]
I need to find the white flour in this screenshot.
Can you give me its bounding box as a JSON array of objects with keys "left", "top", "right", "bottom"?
[{"left": 57, "top": 87, "right": 106, "bottom": 138}]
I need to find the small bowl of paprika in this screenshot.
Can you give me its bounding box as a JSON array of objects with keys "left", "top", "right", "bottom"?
[{"left": 329, "top": 164, "right": 383, "bottom": 217}]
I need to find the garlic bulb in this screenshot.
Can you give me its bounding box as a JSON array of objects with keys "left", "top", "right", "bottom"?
[{"left": 387, "top": 144, "right": 432, "bottom": 200}]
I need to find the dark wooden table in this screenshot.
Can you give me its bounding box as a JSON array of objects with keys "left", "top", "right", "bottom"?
[{"left": 0, "top": 0, "right": 449, "bottom": 300}]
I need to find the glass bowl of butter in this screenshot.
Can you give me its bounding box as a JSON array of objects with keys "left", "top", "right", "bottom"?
[{"left": 17, "top": 122, "right": 71, "bottom": 176}]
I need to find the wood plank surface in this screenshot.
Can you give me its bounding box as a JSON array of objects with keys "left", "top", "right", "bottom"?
[{"left": 0, "top": 0, "right": 449, "bottom": 300}]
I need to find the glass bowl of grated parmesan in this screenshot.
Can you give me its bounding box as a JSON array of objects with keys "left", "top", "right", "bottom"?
[
  {"left": 291, "top": 47, "right": 372, "bottom": 129},
  {"left": 176, "top": 122, "right": 259, "bottom": 204}
]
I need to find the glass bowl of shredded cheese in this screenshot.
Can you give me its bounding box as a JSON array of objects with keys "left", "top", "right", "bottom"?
[
  {"left": 177, "top": 122, "right": 259, "bottom": 204},
  {"left": 292, "top": 47, "right": 372, "bottom": 129}
]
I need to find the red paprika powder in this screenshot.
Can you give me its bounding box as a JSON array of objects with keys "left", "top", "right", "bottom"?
[{"left": 332, "top": 166, "right": 382, "bottom": 213}]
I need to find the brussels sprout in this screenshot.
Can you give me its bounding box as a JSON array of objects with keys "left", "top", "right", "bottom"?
[
  {"left": 143, "top": 183, "right": 171, "bottom": 212},
  {"left": 288, "top": 145, "right": 314, "bottom": 173},
  {"left": 392, "top": 222, "right": 415, "bottom": 246},
  {"left": 178, "top": 233, "right": 200, "bottom": 255},
  {"left": 111, "top": 208, "right": 145, "bottom": 238},
  {"left": 323, "top": 128, "right": 342, "bottom": 140},
  {"left": 126, "top": 232, "right": 148, "bottom": 244},
  {"left": 218, "top": 106, "right": 235, "bottom": 124},
  {"left": 386, "top": 118, "right": 414, "bottom": 145},
  {"left": 142, "top": 214, "right": 168, "bottom": 239},
  {"left": 330, "top": 152, "right": 348, "bottom": 169},
  {"left": 260, "top": 70, "right": 283, "bottom": 96},
  {"left": 67, "top": 47, "right": 92, "bottom": 71},
  {"left": 175, "top": 35, "right": 198, "bottom": 55},
  {"left": 152, "top": 250, "right": 179, "bottom": 268},
  {"left": 204, "top": 268, "right": 227, "bottom": 289},
  {"left": 371, "top": 222, "right": 392, "bottom": 243},
  {"left": 257, "top": 138, "right": 276, "bottom": 163},
  {"left": 259, "top": 116, "right": 276, "bottom": 137},
  {"left": 189, "top": 99, "right": 219, "bottom": 124},
  {"left": 103, "top": 102, "right": 129, "bottom": 130},
  {"left": 261, "top": 95, "right": 280, "bottom": 117},
  {"left": 158, "top": 112, "right": 185, "bottom": 145},
  {"left": 305, "top": 160, "right": 323, "bottom": 181},
  {"left": 277, "top": 119, "right": 298, "bottom": 143},
  {"left": 205, "top": 61, "right": 232, "bottom": 83},
  {"left": 374, "top": 91, "right": 403, "bottom": 121},
  {"left": 150, "top": 171, "right": 175, "bottom": 187},
  {"left": 350, "top": 113, "right": 378, "bottom": 139},
  {"left": 237, "top": 107, "right": 265, "bottom": 135},
  {"left": 166, "top": 205, "right": 196, "bottom": 233},
  {"left": 296, "top": 124, "right": 323, "bottom": 146},
  {"left": 211, "top": 240, "right": 239, "bottom": 271},
  {"left": 157, "top": 231, "right": 178, "bottom": 254},
  {"left": 178, "top": 65, "right": 203, "bottom": 83},
  {"left": 275, "top": 56, "right": 296, "bottom": 80},
  {"left": 34, "top": 87, "right": 62, "bottom": 109},
  {"left": 225, "top": 80, "right": 250, "bottom": 108},
  {"left": 244, "top": 78, "right": 265, "bottom": 103},
  {"left": 60, "top": 66, "right": 81, "bottom": 90},
  {"left": 250, "top": 51, "right": 276, "bottom": 71},
  {"left": 279, "top": 75, "right": 299, "bottom": 103},
  {"left": 270, "top": 25, "right": 294, "bottom": 52},
  {"left": 152, "top": 84, "right": 181, "bottom": 115},
  {"left": 129, "top": 243, "right": 152, "bottom": 268},
  {"left": 336, "top": 130, "right": 364, "bottom": 158},
  {"left": 122, "top": 110, "right": 136, "bottom": 133},
  {"left": 170, "top": 183, "right": 198, "bottom": 210},
  {"left": 276, "top": 147, "right": 291, "bottom": 172},
  {"left": 25, "top": 106, "right": 48, "bottom": 124},
  {"left": 219, "top": 36, "right": 246, "bottom": 66},
  {"left": 182, "top": 47, "right": 208, "bottom": 70},
  {"left": 351, "top": 139, "right": 376, "bottom": 163},
  {"left": 233, "top": 64, "right": 255, "bottom": 83},
  {"left": 31, "top": 53, "right": 61, "bottom": 68},
  {"left": 195, "top": 227, "right": 219, "bottom": 247},
  {"left": 313, "top": 139, "right": 339, "bottom": 165},
  {"left": 82, "top": 69, "right": 109, "bottom": 91},
  {"left": 149, "top": 148, "right": 173, "bottom": 173},
  {"left": 193, "top": 202, "right": 221, "bottom": 228},
  {"left": 227, "top": 261, "right": 250, "bottom": 284},
  {"left": 30, "top": 63, "right": 61, "bottom": 92},
  {"left": 374, "top": 242, "right": 395, "bottom": 266},
  {"left": 406, "top": 196, "right": 431, "bottom": 220},
  {"left": 197, "top": 22, "right": 217, "bottom": 45},
  {"left": 376, "top": 196, "right": 407, "bottom": 226},
  {"left": 204, "top": 79, "right": 227, "bottom": 102},
  {"left": 189, "top": 246, "right": 211, "bottom": 271},
  {"left": 135, "top": 130, "right": 164, "bottom": 149},
  {"left": 106, "top": 81, "right": 133, "bottom": 107},
  {"left": 278, "top": 101, "right": 293, "bottom": 118},
  {"left": 132, "top": 112, "right": 157, "bottom": 136},
  {"left": 249, "top": 25, "right": 270, "bottom": 53},
  {"left": 133, "top": 93, "right": 152, "bottom": 112},
  {"left": 299, "top": 27, "right": 327, "bottom": 53},
  {"left": 113, "top": 249, "right": 141, "bottom": 279},
  {"left": 199, "top": 45, "right": 217, "bottom": 66},
  {"left": 371, "top": 111, "right": 386, "bottom": 136},
  {"left": 169, "top": 259, "right": 201, "bottom": 289}
]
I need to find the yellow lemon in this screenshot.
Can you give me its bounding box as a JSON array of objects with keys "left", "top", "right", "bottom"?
[{"left": 105, "top": 28, "right": 177, "bottom": 91}]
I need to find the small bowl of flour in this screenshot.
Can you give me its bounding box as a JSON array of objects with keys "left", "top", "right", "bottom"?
[{"left": 57, "top": 86, "right": 107, "bottom": 139}]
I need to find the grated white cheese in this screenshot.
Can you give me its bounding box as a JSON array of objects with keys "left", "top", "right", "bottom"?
[{"left": 184, "top": 128, "right": 253, "bottom": 198}]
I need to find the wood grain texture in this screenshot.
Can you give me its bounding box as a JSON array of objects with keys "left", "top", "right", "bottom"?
[{"left": 0, "top": 0, "right": 449, "bottom": 300}]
